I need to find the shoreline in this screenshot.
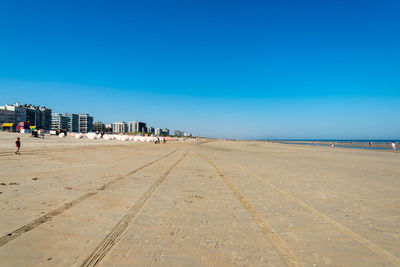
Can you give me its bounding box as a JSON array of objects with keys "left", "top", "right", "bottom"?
[{"left": 271, "top": 140, "right": 397, "bottom": 151}]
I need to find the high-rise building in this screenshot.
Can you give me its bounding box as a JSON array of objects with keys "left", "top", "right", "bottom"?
[
  {"left": 63, "top": 113, "right": 79, "bottom": 132},
  {"left": 0, "top": 103, "right": 27, "bottom": 124},
  {"left": 155, "top": 128, "right": 161, "bottom": 135},
  {"left": 112, "top": 122, "right": 127, "bottom": 133},
  {"left": 162, "top": 128, "right": 169, "bottom": 136},
  {"left": 105, "top": 124, "right": 112, "bottom": 133},
  {"left": 129, "top": 121, "right": 147, "bottom": 133},
  {"left": 128, "top": 121, "right": 135, "bottom": 133},
  {"left": 51, "top": 113, "right": 69, "bottom": 130},
  {"left": 93, "top": 121, "right": 105, "bottom": 132},
  {"left": 147, "top": 126, "right": 155, "bottom": 134},
  {"left": 22, "top": 104, "right": 52, "bottom": 130},
  {"left": 174, "top": 130, "right": 182, "bottom": 137},
  {"left": 39, "top": 107, "right": 52, "bottom": 130},
  {"left": 78, "top": 114, "right": 93, "bottom": 133},
  {"left": 25, "top": 108, "right": 41, "bottom": 127},
  {"left": 0, "top": 103, "right": 52, "bottom": 130},
  {"left": 0, "top": 109, "right": 16, "bottom": 125}
]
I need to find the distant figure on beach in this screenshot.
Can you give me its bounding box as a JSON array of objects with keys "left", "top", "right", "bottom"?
[
  {"left": 330, "top": 144, "right": 334, "bottom": 149},
  {"left": 196, "top": 138, "right": 199, "bottom": 145},
  {"left": 15, "top": 137, "right": 21, "bottom": 155},
  {"left": 392, "top": 142, "right": 396, "bottom": 152}
]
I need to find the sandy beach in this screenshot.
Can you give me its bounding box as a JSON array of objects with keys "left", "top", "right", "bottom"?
[{"left": 0, "top": 132, "right": 399, "bottom": 266}]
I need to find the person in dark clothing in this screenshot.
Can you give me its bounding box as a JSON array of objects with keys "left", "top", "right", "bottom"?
[{"left": 15, "top": 137, "right": 21, "bottom": 155}]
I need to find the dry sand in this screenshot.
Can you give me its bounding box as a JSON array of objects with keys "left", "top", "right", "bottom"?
[{"left": 0, "top": 133, "right": 399, "bottom": 266}]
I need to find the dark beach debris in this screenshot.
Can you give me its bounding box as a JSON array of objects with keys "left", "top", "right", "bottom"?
[
  {"left": 9, "top": 182, "right": 19, "bottom": 185},
  {"left": 0, "top": 183, "right": 6, "bottom": 186},
  {"left": 32, "top": 178, "right": 38, "bottom": 180}
]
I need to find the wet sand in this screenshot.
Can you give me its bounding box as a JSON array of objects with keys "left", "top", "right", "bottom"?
[
  {"left": 0, "top": 133, "right": 399, "bottom": 266},
  {"left": 273, "top": 140, "right": 397, "bottom": 150}
]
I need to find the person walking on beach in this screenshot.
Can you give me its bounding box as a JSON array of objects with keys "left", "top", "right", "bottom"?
[
  {"left": 392, "top": 142, "right": 396, "bottom": 152},
  {"left": 15, "top": 137, "right": 21, "bottom": 155}
]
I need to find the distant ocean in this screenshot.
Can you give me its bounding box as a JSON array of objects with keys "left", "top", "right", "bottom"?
[
  {"left": 263, "top": 139, "right": 400, "bottom": 143},
  {"left": 259, "top": 139, "right": 400, "bottom": 151}
]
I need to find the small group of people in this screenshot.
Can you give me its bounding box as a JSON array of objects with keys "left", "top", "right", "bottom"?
[
  {"left": 154, "top": 137, "right": 166, "bottom": 144},
  {"left": 392, "top": 142, "right": 397, "bottom": 152}
]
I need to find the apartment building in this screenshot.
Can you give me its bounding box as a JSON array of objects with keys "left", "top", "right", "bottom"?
[
  {"left": 51, "top": 113, "right": 69, "bottom": 130},
  {"left": 112, "top": 122, "right": 127, "bottom": 133},
  {"left": 63, "top": 113, "right": 79, "bottom": 132},
  {"left": 78, "top": 114, "right": 93, "bottom": 133},
  {"left": 128, "top": 121, "right": 147, "bottom": 133},
  {"left": 93, "top": 121, "right": 105, "bottom": 132}
]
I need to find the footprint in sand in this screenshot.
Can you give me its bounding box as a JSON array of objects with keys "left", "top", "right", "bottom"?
[{"left": 184, "top": 194, "right": 205, "bottom": 203}]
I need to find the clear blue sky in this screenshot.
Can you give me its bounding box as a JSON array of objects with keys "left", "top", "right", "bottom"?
[{"left": 1, "top": 0, "right": 399, "bottom": 139}]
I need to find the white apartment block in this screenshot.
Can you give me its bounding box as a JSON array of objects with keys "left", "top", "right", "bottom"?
[{"left": 112, "top": 122, "right": 127, "bottom": 133}]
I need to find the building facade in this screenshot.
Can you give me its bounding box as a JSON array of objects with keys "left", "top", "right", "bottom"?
[
  {"left": 78, "top": 114, "right": 93, "bottom": 133},
  {"left": 0, "top": 103, "right": 52, "bottom": 130},
  {"left": 0, "top": 109, "right": 16, "bottom": 125},
  {"left": 62, "top": 113, "right": 79, "bottom": 132},
  {"left": 147, "top": 126, "right": 155, "bottom": 134},
  {"left": 25, "top": 108, "right": 41, "bottom": 127},
  {"left": 162, "top": 128, "right": 169, "bottom": 136},
  {"left": 93, "top": 121, "right": 105, "bottom": 132},
  {"left": 40, "top": 107, "right": 52, "bottom": 130},
  {"left": 0, "top": 103, "right": 27, "bottom": 124},
  {"left": 155, "top": 128, "right": 161, "bottom": 135},
  {"left": 129, "top": 121, "right": 147, "bottom": 133},
  {"left": 51, "top": 113, "right": 69, "bottom": 130},
  {"left": 128, "top": 121, "right": 135, "bottom": 133},
  {"left": 22, "top": 104, "right": 52, "bottom": 130},
  {"left": 174, "top": 130, "right": 182, "bottom": 136},
  {"left": 112, "top": 122, "right": 127, "bottom": 133},
  {"left": 105, "top": 124, "right": 112, "bottom": 133}
]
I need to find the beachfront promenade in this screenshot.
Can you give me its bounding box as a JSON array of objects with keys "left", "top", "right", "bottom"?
[{"left": 0, "top": 135, "right": 399, "bottom": 266}]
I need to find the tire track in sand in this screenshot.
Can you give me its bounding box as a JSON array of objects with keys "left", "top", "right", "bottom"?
[
  {"left": 81, "top": 150, "right": 188, "bottom": 267},
  {"left": 224, "top": 158, "right": 400, "bottom": 267},
  {"left": 198, "top": 153, "right": 303, "bottom": 267},
  {"left": 0, "top": 149, "right": 177, "bottom": 247}
]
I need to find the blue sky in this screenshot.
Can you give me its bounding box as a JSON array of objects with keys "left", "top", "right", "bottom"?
[{"left": 1, "top": 0, "right": 399, "bottom": 139}]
